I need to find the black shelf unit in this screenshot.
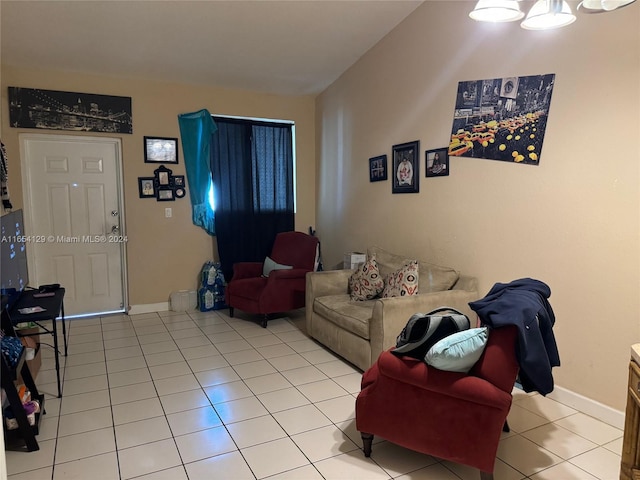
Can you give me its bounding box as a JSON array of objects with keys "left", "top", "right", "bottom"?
[
  {"left": 1, "top": 301, "right": 46, "bottom": 452},
  {"left": 1, "top": 344, "right": 45, "bottom": 451}
]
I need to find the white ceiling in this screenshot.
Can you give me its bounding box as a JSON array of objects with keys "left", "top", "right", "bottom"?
[{"left": 1, "top": 0, "right": 424, "bottom": 96}]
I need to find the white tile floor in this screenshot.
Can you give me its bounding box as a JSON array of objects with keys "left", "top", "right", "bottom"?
[{"left": 4, "top": 308, "right": 623, "bottom": 479}]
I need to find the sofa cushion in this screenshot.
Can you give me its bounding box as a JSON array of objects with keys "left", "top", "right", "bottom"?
[
  {"left": 382, "top": 261, "right": 419, "bottom": 298},
  {"left": 313, "top": 294, "right": 374, "bottom": 339},
  {"left": 368, "top": 246, "right": 459, "bottom": 293},
  {"left": 349, "top": 255, "right": 384, "bottom": 301}
]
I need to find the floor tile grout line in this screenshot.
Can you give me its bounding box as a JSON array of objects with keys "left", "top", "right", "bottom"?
[
  {"left": 162, "top": 310, "right": 259, "bottom": 480},
  {"left": 118, "top": 310, "right": 251, "bottom": 478},
  {"left": 7, "top": 310, "right": 622, "bottom": 480},
  {"left": 113, "top": 311, "right": 192, "bottom": 479},
  {"left": 98, "top": 314, "right": 123, "bottom": 480}
]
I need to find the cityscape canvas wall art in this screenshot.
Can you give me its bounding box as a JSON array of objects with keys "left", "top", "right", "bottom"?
[
  {"left": 448, "top": 74, "right": 555, "bottom": 165},
  {"left": 9, "top": 87, "right": 133, "bottom": 134}
]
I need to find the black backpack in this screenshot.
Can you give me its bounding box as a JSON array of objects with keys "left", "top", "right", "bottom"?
[{"left": 391, "top": 307, "right": 470, "bottom": 360}]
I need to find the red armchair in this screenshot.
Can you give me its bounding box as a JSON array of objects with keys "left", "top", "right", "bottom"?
[
  {"left": 225, "top": 231, "right": 319, "bottom": 328},
  {"left": 356, "top": 325, "right": 518, "bottom": 480}
]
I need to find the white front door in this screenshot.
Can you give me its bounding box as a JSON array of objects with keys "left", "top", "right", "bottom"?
[{"left": 20, "top": 134, "right": 127, "bottom": 317}]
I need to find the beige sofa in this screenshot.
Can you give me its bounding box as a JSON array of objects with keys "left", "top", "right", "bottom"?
[{"left": 305, "top": 246, "right": 479, "bottom": 371}]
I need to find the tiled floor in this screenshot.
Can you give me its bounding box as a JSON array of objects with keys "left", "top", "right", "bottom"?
[{"left": 3, "top": 308, "right": 623, "bottom": 479}]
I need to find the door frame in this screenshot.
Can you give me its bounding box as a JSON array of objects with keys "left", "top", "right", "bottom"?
[{"left": 19, "top": 133, "right": 129, "bottom": 317}]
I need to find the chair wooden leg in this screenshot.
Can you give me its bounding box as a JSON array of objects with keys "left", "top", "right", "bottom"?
[
  {"left": 228, "top": 307, "right": 234, "bottom": 317},
  {"left": 361, "top": 432, "right": 373, "bottom": 457},
  {"left": 503, "top": 420, "right": 510, "bottom": 432},
  {"left": 479, "top": 471, "right": 494, "bottom": 480}
]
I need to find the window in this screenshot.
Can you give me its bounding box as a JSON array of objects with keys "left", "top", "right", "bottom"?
[{"left": 209, "top": 115, "right": 296, "bottom": 279}]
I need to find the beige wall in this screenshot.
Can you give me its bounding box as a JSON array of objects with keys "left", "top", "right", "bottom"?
[
  {"left": 315, "top": 1, "right": 640, "bottom": 410},
  {"left": 1, "top": 67, "right": 316, "bottom": 306}
]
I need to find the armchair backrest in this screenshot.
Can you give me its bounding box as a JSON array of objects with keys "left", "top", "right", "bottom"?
[
  {"left": 470, "top": 325, "right": 519, "bottom": 393},
  {"left": 270, "top": 231, "right": 319, "bottom": 271}
]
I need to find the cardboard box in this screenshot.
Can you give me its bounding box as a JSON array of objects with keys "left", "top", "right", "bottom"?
[
  {"left": 14, "top": 326, "right": 42, "bottom": 382},
  {"left": 343, "top": 252, "right": 366, "bottom": 270}
]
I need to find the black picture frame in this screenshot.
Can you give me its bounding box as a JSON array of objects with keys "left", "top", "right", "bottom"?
[
  {"left": 157, "top": 188, "right": 175, "bottom": 201},
  {"left": 392, "top": 140, "right": 420, "bottom": 193},
  {"left": 174, "top": 175, "right": 185, "bottom": 187},
  {"left": 154, "top": 165, "right": 173, "bottom": 187},
  {"left": 8, "top": 87, "right": 132, "bottom": 134},
  {"left": 144, "top": 136, "right": 179, "bottom": 164},
  {"left": 369, "top": 155, "right": 387, "bottom": 182},
  {"left": 175, "top": 187, "right": 186, "bottom": 198},
  {"left": 138, "top": 177, "right": 156, "bottom": 198},
  {"left": 425, "top": 148, "right": 450, "bottom": 177}
]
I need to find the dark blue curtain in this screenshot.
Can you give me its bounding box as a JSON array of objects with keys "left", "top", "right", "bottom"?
[{"left": 210, "top": 118, "right": 294, "bottom": 280}]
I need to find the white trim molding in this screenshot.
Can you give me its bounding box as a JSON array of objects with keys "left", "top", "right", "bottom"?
[
  {"left": 549, "top": 385, "right": 624, "bottom": 430},
  {"left": 128, "top": 302, "right": 170, "bottom": 316}
]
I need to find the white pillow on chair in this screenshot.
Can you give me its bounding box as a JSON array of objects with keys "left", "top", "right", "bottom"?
[{"left": 263, "top": 256, "right": 293, "bottom": 277}]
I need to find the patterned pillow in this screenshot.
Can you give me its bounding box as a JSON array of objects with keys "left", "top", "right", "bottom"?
[
  {"left": 382, "top": 260, "right": 419, "bottom": 298},
  {"left": 349, "top": 255, "right": 384, "bottom": 301},
  {"left": 367, "top": 246, "right": 458, "bottom": 293}
]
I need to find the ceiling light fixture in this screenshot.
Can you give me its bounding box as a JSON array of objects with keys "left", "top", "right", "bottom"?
[
  {"left": 468, "top": 0, "right": 525, "bottom": 22},
  {"left": 521, "top": 0, "right": 576, "bottom": 29},
  {"left": 469, "top": 0, "right": 636, "bottom": 29},
  {"left": 578, "top": 0, "right": 637, "bottom": 12}
]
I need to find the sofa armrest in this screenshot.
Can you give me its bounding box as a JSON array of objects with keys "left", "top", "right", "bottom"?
[
  {"left": 452, "top": 274, "right": 478, "bottom": 293},
  {"left": 269, "top": 268, "right": 309, "bottom": 280},
  {"left": 369, "top": 287, "right": 480, "bottom": 364},
  {"left": 375, "top": 350, "right": 513, "bottom": 409},
  {"left": 232, "top": 262, "right": 263, "bottom": 280},
  {"left": 305, "top": 269, "right": 353, "bottom": 298},
  {"left": 306, "top": 269, "right": 354, "bottom": 332}
]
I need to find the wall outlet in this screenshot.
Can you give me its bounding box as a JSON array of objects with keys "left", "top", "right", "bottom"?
[{"left": 165, "top": 207, "right": 172, "bottom": 218}]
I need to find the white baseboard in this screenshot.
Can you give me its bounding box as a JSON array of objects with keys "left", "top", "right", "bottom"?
[
  {"left": 128, "top": 302, "right": 170, "bottom": 316},
  {"left": 119, "top": 304, "right": 627, "bottom": 431},
  {"left": 549, "top": 385, "right": 624, "bottom": 430}
]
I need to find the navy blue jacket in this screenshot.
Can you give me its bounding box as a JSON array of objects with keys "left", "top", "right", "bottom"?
[{"left": 469, "top": 278, "right": 560, "bottom": 395}]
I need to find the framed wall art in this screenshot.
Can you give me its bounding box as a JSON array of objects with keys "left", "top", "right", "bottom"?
[
  {"left": 154, "top": 165, "right": 173, "bottom": 187},
  {"left": 174, "top": 175, "right": 185, "bottom": 187},
  {"left": 369, "top": 155, "right": 387, "bottom": 182},
  {"left": 8, "top": 86, "right": 132, "bottom": 134},
  {"left": 157, "top": 188, "right": 175, "bottom": 201},
  {"left": 144, "top": 136, "right": 179, "bottom": 164},
  {"left": 449, "top": 73, "right": 555, "bottom": 165},
  {"left": 138, "top": 177, "right": 156, "bottom": 198},
  {"left": 425, "top": 148, "right": 449, "bottom": 177},
  {"left": 392, "top": 140, "right": 419, "bottom": 194}
]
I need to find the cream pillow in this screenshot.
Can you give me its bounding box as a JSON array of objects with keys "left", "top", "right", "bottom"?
[
  {"left": 368, "top": 246, "right": 458, "bottom": 293},
  {"left": 381, "top": 260, "right": 419, "bottom": 297},
  {"left": 349, "top": 255, "right": 384, "bottom": 301}
]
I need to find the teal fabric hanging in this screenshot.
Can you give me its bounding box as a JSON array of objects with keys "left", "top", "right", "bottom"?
[{"left": 178, "top": 109, "right": 217, "bottom": 235}]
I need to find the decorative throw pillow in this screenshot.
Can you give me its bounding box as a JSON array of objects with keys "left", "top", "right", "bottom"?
[
  {"left": 367, "top": 246, "right": 458, "bottom": 293},
  {"left": 425, "top": 327, "right": 489, "bottom": 373},
  {"left": 262, "top": 256, "right": 293, "bottom": 277},
  {"left": 349, "top": 255, "right": 384, "bottom": 301},
  {"left": 381, "top": 260, "right": 419, "bottom": 298}
]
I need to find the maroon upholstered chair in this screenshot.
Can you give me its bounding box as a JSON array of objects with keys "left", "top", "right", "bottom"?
[
  {"left": 225, "top": 231, "right": 319, "bottom": 328},
  {"left": 356, "top": 325, "right": 519, "bottom": 480}
]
